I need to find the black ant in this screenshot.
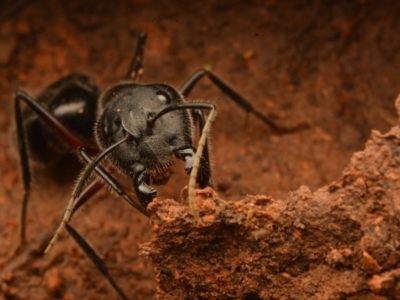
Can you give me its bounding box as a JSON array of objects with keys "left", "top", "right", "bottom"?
[{"left": 14, "top": 32, "right": 308, "bottom": 299}]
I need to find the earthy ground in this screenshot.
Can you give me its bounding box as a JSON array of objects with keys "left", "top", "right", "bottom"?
[
  {"left": 142, "top": 98, "right": 400, "bottom": 299},
  {"left": 0, "top": 0, "right": 399, "bottom": 299}
]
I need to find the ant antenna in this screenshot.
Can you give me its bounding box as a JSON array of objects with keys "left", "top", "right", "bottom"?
[
  {"left": 78, "top": 149, "right": 149, "bottom": 216},
  {"left": 147, "top": 103, "right": 215, "bottom": 125},
  {"left": 148, "top": 103, "right": 217, "bottom": 220},
  {"left": 73, "top": 135, "right": 130, "bottom": 199},
  {"left": 188, "top": 106, "right": 216, "bottom": 220},
  {"left": 44, "top": 135, "right": 130, "bottom": 255}
]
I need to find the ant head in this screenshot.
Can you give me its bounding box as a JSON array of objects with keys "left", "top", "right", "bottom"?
[{"left": 95, "top": 83, "right": 192, "bottom": 175}]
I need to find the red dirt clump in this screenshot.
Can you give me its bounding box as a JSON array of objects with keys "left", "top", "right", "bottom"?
[{"left": 140, "top": 97, "right": 400, "bottom": 299}]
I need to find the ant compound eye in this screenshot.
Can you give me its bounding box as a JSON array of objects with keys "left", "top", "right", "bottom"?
[{"left": 156, "top": 91, "right": 171, "bottom": 104}]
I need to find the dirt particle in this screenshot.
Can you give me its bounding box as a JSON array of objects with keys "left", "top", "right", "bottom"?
[
  {"left": 363, "top": 251, "right": 381, "bottom": 272},
  {"left": 44, "top": 267, "right": 62, "bottom": 295},
  {"left": 368, "top": 270, "right": 400, "bottom": 293},
  {"left": 293, "top": 218, "right": 305, "bottom": 229},
  {"left": 353, "top": 177, "right": 366, "bottom": 188},
  {"left": 1, "top": 282, "right": 17, "bottom": 297},
  {"left": 1, "top": 272, "right": 13, "bottom": 283},
  {"left": 326, "top": 249, "right": 345, "bottom": 266},
  {"left": 251, "top": 228, "right": 268, "bottom": 239},
  {"left": 16, "top": 19, "right": 31, "bottom": 36},
  {"left": 242, "top": 49, "right": 255, "bottom": 61},
  {"left": 382, "top": 251, "right": 400, "bottom": 269}
]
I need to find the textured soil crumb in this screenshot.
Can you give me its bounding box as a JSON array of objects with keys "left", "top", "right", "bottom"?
[{"left": 140, "top": 96, "right": 400, "bottom": 299}]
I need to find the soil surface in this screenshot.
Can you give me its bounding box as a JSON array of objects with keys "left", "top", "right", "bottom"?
[
  {"left": 142, "top": 98, "right": 400, "bottom": 298},
  {"left": 0, "top": 1, "right": 399, "bottom": 299}
]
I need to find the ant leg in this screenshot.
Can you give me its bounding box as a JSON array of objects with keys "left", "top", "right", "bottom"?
[
  {"left": 14, "top": 91, "right": 91, "bottom": 248},
  {"left": 56, "top": 178, "right": 129, "bottom": 300},
  {"left": 45, "top": 136, "right": 133, "bottom": 255},
  {"left": 175, "top": 147, "right": 211, "bottom": 189},
  {"left": 14, "top": 93, "right": 32, "bottom": 247},
  {"left": 179, "top": 69, "right": 309, "bottom": 133},
  {"left": 132, "top": 163, "right": 157, "bottom": 208},
  {"left": 76, "top": 148, "right": 149, "bottom": 217},
  {"left": 65, "top": 224, "right": 128, "bottom": 300},
  {"left": 40, "top": 150, "right": 142, "bottom": 300},
  {"left": 126, "top": 32, "right": 147, "bottom": 81}
]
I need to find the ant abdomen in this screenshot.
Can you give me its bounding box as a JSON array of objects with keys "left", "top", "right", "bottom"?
[{"left": 23, "top": 73, "right": 100, "bottom": 163}]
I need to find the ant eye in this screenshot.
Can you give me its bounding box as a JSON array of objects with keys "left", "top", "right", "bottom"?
[{"left": 156, "top": 91, "right": 171, "bottom": 104}]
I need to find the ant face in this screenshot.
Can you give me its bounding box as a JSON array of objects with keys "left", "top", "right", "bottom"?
[{"left": 96, "top": 83, "right": 192, "bottom": 176}]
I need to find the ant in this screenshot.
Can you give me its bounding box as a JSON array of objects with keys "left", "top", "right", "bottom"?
[{"left": 14, "top": 32, "right": 308, "bottom": 299}]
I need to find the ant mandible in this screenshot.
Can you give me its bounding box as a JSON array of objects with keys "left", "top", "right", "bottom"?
[{"left": 14, "top": 32, "right": 307, "bottom": 299}]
